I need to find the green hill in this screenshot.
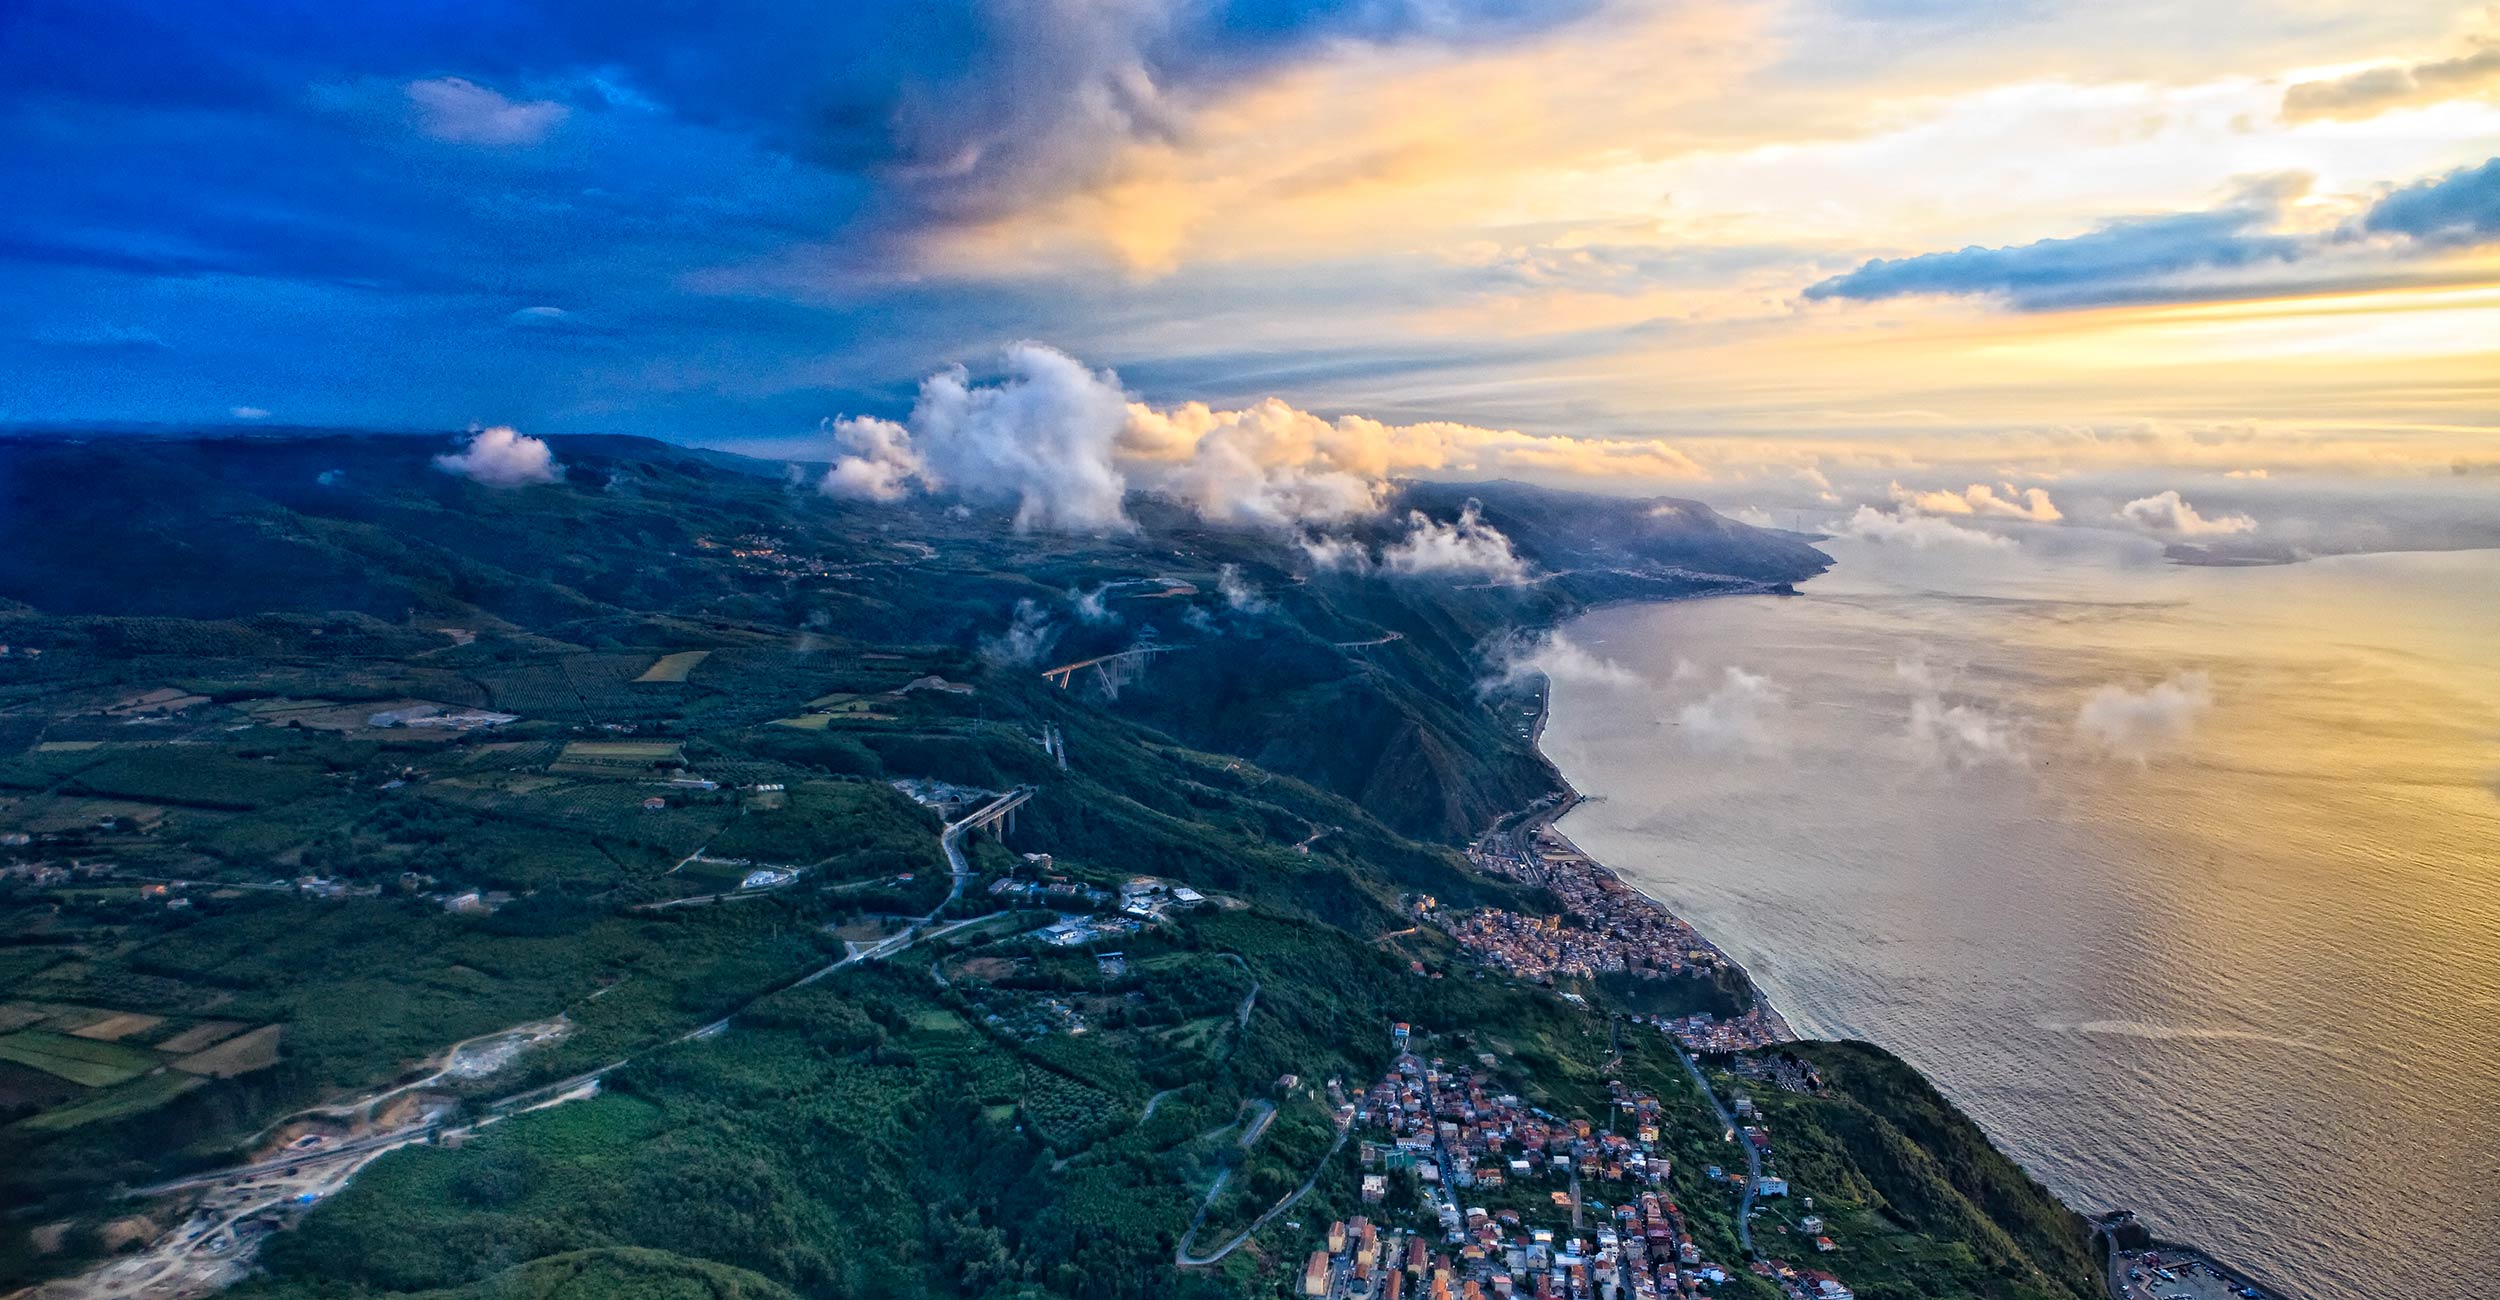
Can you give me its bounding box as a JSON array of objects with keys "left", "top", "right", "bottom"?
[{"left": 0, "top": 434, "right": 2102, "bottom": 1300}]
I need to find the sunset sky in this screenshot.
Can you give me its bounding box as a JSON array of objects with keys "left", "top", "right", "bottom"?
[{"left": 4, "top": 0, "right": 2495, "bottom": 537}]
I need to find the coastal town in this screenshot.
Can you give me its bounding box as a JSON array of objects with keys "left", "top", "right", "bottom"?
[
  {"left": 1311, "top": 1037, "right": 1861, "bottom": 1300},
  {"left": 1428, "top": 809, "right": 1791, "bottom": 1055}
]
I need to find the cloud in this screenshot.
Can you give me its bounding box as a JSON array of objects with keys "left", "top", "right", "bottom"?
[
  {"left": 2076, "top": 671, "right": 2212, "bottom": 762},
  {"left": 1215, "top": 563, "right": 1269, "bottom": 613},
  {"left": 1905, "top": 694, "right": 2026, "bottom": 769},
  {"left": 32, "top": 323, "right": 169, "bottom": 352},
  {"left": 405, "top": 77, "right": 567, "bottom": 146},
  {"left": 1894, "top": 657, "right": 2028, "bottom": 768},
  {"left": 433, "top": 426, "right": 562, "bottom": 487},
  {"left": 979, "top": 598, "right": 1061, "bottom": 667},
  {"left": 230, "top": 405, "right": 270, "bottom": 420},
  {"left": 1484, "top": 629, "right": 1637, "bottom": 692},
  {"left": 502, "top": 305, "right": 615, "bottom": 337},
  {"left": 1068, "top": 584, "right": 1118, "bottom": 626},
  {"left": 1805, "top": 157, "right": 2500, "bottom": 313},
  {"left": 820, "top": 416, "right": 929, "bottom": 504},
  {"left": 1838, "top": 505, "right": 2012, "bottom": 549},
  {"left": 2282, "top": 41, "right": 2500, "bottom": 122},
  {"left": 819, "top": 343, "right": 1132, "bottom": 530},
  {"left": 1121, "top": 397, "right": 1705, "bottom": 527},
  {"left": 2117, "top": 490, "right": 2254, "bottom": 536},
  {"left": 2362, "top": 156, "right": 2500, "bottom": 248},
  {"left": 1805, "top": 199, "right": 2306, "bottom": 310},
  {"left": 1379, "top": 501, "right": 1528, "bottom": 581},
  {"left": 1889, "top": 481, "right": 2061, "bottom": 522},
  {"left": 824, "top": 344, "right": 1708, "bottom": 533},
  {"left": 1676, "top": 666, "right": 1782, "bottom": 754},
  {"left": 1300, "top": 533, "right": 1374, "bottom": 571}
]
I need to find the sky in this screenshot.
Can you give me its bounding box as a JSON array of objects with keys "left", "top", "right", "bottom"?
[{"left": 3, "top": 0, "right": 2496, "bottom": 552}]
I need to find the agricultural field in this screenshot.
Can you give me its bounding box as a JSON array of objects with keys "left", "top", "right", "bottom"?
[
  {"left": 65, "top": 1012, "right": 163, "bottom": 1042},
  {"left": 550, "top": 740, "right": 684, "bottom": 775},
  {"left": 0, "top": 1060, "right": 85, "bottom": 1117},
  {"left": 0, "top": 1030, "right": 164, "bottom": 1088},
  {"left": 171, "top": 1023, "right": 283, "bottom": 1078},
  {"left": 632, "top": 651, "right": 711, "bottom": 683},
  {"left": 16, "top": 1070, "right": 202, "bottom": 1133},
  {"left": 153, "top": 1020, "right": 249, "bottom": 1054}
]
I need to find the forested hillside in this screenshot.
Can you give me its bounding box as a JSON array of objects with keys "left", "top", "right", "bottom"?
[{"left": 0, "top": 435, "right": 2096, "bottom": 1300}]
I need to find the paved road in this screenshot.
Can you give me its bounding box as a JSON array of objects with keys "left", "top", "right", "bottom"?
[
  {"left": 86, "top": 798, "right": 1039, "bottom": 1298},
  {"left": 1174, "top": 1118, "right": 1352, "bottom": 1267},
  {"left": 924, "top": 787, "right": 1031, "bottom": 922},
  {"left": 1674, "top": 1045, "right": 1761, "bottom": 1257}
]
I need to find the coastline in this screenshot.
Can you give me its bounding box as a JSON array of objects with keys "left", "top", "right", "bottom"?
[
  {"left": 1504, "top": 667, "right": 1799, "bottom": 1044},
  {"left": 1491, "top": 776, "right": 1800, "bottom": 1046},
  {"left": 1505, "top": 607, "right": 2294, "bottom": 1300}
]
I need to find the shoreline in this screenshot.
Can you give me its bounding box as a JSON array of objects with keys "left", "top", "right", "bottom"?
[
  {"left": 1500, "top": 662, "right": 1799, "bottom": 1044},
  {"left": 1506, "top": 602, "right": 2293, "bottom": 1300},
  {"left": 1492, "top": 776, "right": 1800, "bottom": 1046}
]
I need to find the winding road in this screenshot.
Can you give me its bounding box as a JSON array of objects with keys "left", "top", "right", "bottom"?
[{"left": 1674, "top": 1044, "right": 1761, "bottom": 1257}]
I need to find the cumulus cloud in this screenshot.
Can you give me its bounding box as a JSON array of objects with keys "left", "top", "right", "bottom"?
[
  {"left": 434, "top": 426, "right": 562, "bottom": 487},
  {"left": 820, "top": 344, "right": 1709, "bottom": 533},
  {"left": 979, "top": 598, "right": 1062, "bottom": 667},
  {"left": 1484, "top": 630, "right": 1638, "bottom": 692},
  {"left": 230, "top": 405, "right": 270, "bottom": 420},
  {"left": 820, "top": 416, "right": 929, "bottom": 503},
  {"left": 2282, "top": 41, "right": 2500, "bottom": 122},
  {"left": 2117, "top": 490, "right": 2254, "bottom": 536},
  {"left": 1125, "top": 398, "right": 1705, "bottom": 524},
  {"left": 1889, "top": 481, "right": 2061, "bottom": 522},
  {"left": 2076, "top": 671, "right": 2213, "bottom": 762},
  {"left": 818, "top": 343, "right": 1131, "bottom": 530},
  {"left": 1676, "top": 667, "right": 1783, "bottom": 754},
  {"left": 1378, "top": 502, "right": 1529, "bottom": 581},
  {"left": 405, "top": 77, "right": 567, "bottom": 146},
  {"left": 1838, "top": 505, "right": 2012, "bottom": 549},
  {"left": 1216, "top": 564, "right": 1269, "bottom": 613}
]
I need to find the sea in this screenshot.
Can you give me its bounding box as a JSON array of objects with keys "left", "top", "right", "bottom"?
[{"left": 1539, "top": 532, "right": 2500, "bottom": 1300}]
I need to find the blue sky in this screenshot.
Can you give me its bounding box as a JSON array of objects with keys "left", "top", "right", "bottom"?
[{"left": 3, "top": 0, "right": 2496, "bottom": 492}]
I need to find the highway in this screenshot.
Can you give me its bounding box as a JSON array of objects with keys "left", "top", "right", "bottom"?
[
  {"left": 1038, "top": 644, "right": 1181, "bottom": 689},
  {"left": 923, "top": 786, "right": 1031, "bottom": 921}
]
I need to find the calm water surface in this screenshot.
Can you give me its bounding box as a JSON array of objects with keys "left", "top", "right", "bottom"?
[{"left": 1544, "top": 537, "right": 2500, "bottom": 1300}]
